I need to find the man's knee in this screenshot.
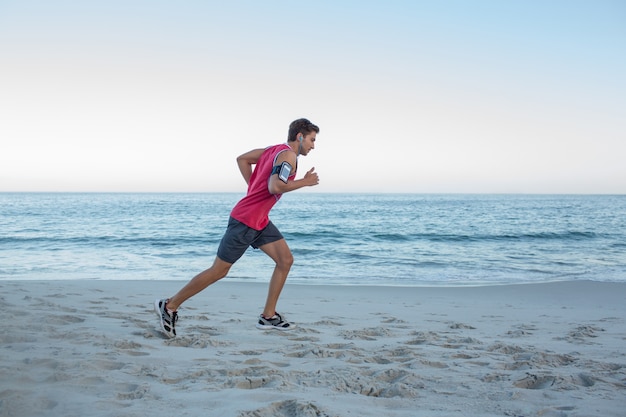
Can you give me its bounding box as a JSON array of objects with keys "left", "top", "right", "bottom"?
[
  {"left": 277, "top": 252, "right": 294, "bottom": 270},
  {"left": 212, "top": 258, "right": 233, "bottom": 279}
]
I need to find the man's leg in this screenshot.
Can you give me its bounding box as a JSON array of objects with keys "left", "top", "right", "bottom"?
[
  {"left": 259, "top": 238, "right": 294, "bottom": 318},
  {"left": 166, "top": 256, "right": 233, "bottom": 311}
]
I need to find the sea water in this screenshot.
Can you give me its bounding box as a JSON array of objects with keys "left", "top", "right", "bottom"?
[{"left": 1, "top": 193, "right": 625, "bottom": 286}]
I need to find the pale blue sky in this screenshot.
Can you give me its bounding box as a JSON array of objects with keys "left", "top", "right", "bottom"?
[{"left": 1, "top": 0, "right": 624, "bottom": 193}]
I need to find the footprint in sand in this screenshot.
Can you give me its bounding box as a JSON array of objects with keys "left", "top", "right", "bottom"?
[
  {"left": 238, "top": 399, "right": 333, "bottom": 417},
  {"left": 514, "top": 373, "right": 556, "bottom": 389},
  {"left": 448, "top": 322, "right": 476, "bottom": 330},
  {"left": 562, "top": 325, "right": 605, "bottom": 344},
  {"left": 340, "top": 327, "right": 394, "bottom": 340},
  {"left": 235, "top": 377, "right": 271, "bottom": 389},
  {"left": 41, "top": 314, "right": 85, "bottom": 325},
  {"left": 573, "top": 373, "right": 596, "bottom": 387},
  {"left": 164, "top": 335, "right": 233, "bottom": 348},
  {"left": 313, "top": 319, "right": 343, "bottom": 326},
  {"left": 115, "top": 383, "right": 150, "bottom": 400}
]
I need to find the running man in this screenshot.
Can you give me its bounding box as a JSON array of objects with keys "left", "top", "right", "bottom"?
[{"left": 155, "top": 118, "right": 320, "bottom": 338}]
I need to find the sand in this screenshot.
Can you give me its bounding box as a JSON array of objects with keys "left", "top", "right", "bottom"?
[{"left": 1, "top": 279, "right": 624, "bottom": 417}]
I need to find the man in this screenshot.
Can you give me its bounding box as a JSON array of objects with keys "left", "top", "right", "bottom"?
[{"left": 155, "top": 118, "right": 320, "bottom": 338}]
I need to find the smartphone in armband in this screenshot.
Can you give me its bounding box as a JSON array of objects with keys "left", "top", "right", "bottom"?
[{"left": 271, "top": 161, "right": 292, "bottom": 184}]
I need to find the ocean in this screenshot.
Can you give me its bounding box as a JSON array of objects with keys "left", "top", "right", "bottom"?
[{"left": 1, "top": 193, "right": 625, "bottom": 286}]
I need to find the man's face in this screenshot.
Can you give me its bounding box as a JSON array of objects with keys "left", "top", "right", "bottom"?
[{"left": 300, "top": 132, "right": 317, "bottom": 156}]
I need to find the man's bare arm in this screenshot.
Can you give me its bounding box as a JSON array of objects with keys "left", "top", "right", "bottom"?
[
  {"left": 268, "top": 151, "right": 319, "bottom": 194},
  {"left": 236, "top": 148, "right": 265, "bottom": 185}
]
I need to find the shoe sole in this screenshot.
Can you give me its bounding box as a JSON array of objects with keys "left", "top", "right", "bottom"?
[{"left": 255, "top": 323, "right": 296, "bottom": 331}]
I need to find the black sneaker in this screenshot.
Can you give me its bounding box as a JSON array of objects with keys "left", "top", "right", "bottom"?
[
  {"left": 154, "top": 299, "right": 177, "bottom": 338},
  {"left": 256, "top": 312, "right": 295, "bottom": 331}
]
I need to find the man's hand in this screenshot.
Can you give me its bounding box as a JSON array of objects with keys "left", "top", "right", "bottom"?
[
  {"left": 303, "top": 167, "right": 319, "bottom": 187},
  {"left": 269, "top": 166, "right": 320, "bottom": 194}
]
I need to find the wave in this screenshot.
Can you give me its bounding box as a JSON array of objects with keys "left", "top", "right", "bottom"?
[
  {"left": 287, "top": 230, "right": 603, "bottom": 244},
  {"left": 422, "top": 231, "right": 601, "bottom": 243},
  {"left": 0, "top": 235, "right": 221, "bottom": 248}
]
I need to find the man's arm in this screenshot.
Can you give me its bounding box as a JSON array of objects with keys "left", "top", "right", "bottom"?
[
  {"left": 268, "top": 151, "right": 319, "bottom": 194},
  {"left": 236, "top": 148, "right": 265, "bottom": 185}
]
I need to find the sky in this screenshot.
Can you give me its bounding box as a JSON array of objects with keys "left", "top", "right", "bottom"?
[{"left": 1, "top": 0, "right": 625, "bottom": 194}]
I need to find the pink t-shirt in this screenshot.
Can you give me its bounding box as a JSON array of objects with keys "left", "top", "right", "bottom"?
[{"left": 230, "top": 144, "right": 296, "bottom": 230}]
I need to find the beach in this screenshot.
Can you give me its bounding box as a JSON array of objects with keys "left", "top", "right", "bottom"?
[{"left": 1, "top": 280, "right": 624, "bottom": 417}]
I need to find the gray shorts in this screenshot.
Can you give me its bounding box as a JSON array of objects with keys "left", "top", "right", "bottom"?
[{"left": 216, "top": 217, "right": 284, "bottom": 264}]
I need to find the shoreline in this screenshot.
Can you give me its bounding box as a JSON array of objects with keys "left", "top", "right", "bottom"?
[
  {"left": 1, "top": 279, "right": 625, "bottom": 416},
  {"left": 3, "top": 277, "right": 625, "bottom": 287}
]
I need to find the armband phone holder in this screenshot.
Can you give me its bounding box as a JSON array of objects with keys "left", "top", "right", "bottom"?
[{"left": 271, "top": 162, "right": 292, "bottom": 184}]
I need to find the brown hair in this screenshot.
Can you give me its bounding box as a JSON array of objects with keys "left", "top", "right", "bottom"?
[{"left": 287, "top": 118, "right": 319, "bottom": 142}]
